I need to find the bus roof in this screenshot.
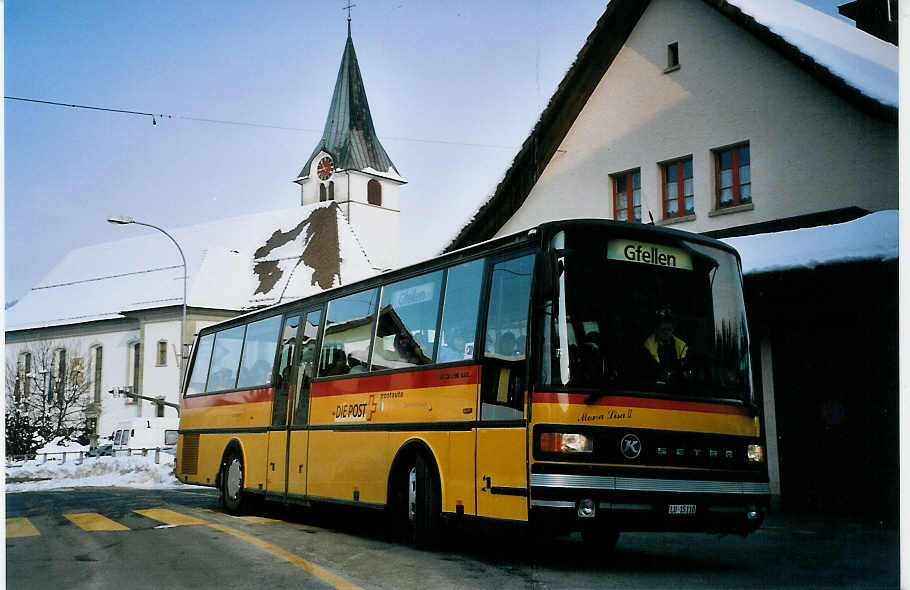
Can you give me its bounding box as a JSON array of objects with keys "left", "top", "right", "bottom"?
[{"left": 194, "top": 218, "right": 740, "bottom": 336}]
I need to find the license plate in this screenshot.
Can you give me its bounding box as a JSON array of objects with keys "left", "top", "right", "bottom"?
[{"left": 668, "top": 504, "right": 697, "bottom": 515}]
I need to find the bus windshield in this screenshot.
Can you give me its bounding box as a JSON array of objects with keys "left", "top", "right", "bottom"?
[{"left": 539, "top": 227, "right": 752, "bottom": 404}]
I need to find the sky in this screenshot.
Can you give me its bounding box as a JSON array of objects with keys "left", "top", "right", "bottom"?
[{"left": 4, "top": 0, "right": 851, "bottom": 305}]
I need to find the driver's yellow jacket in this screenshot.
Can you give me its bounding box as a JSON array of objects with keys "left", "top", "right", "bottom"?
[{"left": 643, "top": 335, "right": 688, "bottom": 365}]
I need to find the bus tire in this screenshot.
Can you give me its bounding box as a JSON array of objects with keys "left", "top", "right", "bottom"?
[
  {"left": 221, "top": 449, "right": 249, "bottom": 515},
  {"left": 408, "top": 453, "right": 442, "bottom": 550},
  {"left": 581, "top": 525, "right": 619, "bottom": 551}
]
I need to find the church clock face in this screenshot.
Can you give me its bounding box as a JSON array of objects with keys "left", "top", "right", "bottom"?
[{"left": 317, "top": 156, "right": 334, "bottom": 180}]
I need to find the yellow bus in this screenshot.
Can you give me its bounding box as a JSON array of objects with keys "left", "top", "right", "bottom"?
[{"left": 176, "top": 219, "right": 769, "bottom": 548}]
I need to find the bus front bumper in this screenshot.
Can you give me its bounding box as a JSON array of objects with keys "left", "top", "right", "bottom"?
[{"left": 529, "top": 472, "right": 770, "bottom": 535}]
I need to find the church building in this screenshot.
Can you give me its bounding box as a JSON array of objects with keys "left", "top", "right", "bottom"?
[{"left": 5, "top": 25, "right": 403, "bottom": 450}]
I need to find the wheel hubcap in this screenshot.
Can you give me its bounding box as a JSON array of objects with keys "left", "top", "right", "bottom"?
[
  {"left": 408, "top": 466, "right": 417, "bottom": 523},
  {"left": 226, "top": 459, "right": 243, "bottom": 500}
]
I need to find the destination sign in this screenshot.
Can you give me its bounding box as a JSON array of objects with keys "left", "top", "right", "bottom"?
[{"left": 607, "top": 240, "right": 693, "bottom": 270}]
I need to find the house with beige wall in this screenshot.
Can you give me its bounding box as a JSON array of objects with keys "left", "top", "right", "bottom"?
[
  {"left": 447, "top": 0, "right": 898, "bottom": 521},
  {"left": 449, "top": 0, "right": 896, "bottom": 247},
  {"left": 500, "top": 0, "right": 895, "bottom": 237}
]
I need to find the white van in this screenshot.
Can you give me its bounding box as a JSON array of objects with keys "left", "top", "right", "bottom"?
[{"left": 111, "top": 417, "right": 179, "bottom": 451}]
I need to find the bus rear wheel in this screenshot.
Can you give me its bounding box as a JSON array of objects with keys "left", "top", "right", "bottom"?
[
  {"left": 221, "top": 450, "right": 249, "bottom": 515},
  {"left": 407, "top": 453, "right": 442, "bottom": 550}
]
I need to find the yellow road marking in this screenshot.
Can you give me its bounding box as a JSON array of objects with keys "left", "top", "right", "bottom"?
[
  {"left": 205, "top": 522, "right": 364, "bottom": 590},
  {"left": 234, "top": 516, "right": 280, "bottom": 523},
  {"left": 7, "top": 518, "right": 40, "bottom": 538},
  {"left": 133, "top": 508, "right": 207, "bottom": 526},
  {"left": 150, "top": 507, "right": 362, "bottom": 589},
  {"left": 64, "top": 513, "right": 130, "bottom": 532},
  {"left": 202, "top": 509, "right": 280, "bottom": 524}
]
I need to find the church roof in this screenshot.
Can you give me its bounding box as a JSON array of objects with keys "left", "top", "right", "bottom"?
[
  {"left": 6, "top": 202, "right": 378, "bottom": 332},
  {"left": 445, "top": 0, "right": 898, "bottom": 252},
  {"left": 298, "top": 28, "right": 402, "bottom": 182}
]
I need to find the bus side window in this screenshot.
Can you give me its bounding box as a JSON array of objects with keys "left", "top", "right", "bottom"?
[
  {"left": 237, "top": 315, "right": 282, "bottom": 389},
  {"left": 206, "top": 325, "right": 246, "bottom": 392},
  {"left": 371, "top": 271, "right": 443, "bottom": 371},
  {"left": 437, "top": 258, "right": 484, "bottom": 363},
  {"left": 319, "top": 288, "right": 379, "bottom": 377},
  {"left": 186, "top": 334, "right": 215, "bottom": 394},
  {"left": 481, "top": 254, "right": 535, "bottom": 421}
]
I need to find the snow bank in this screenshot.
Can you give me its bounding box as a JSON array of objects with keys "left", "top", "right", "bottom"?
[
  {"left": 36, "top": 437, "right": 89, "bottom": 456},
  {"left": 5, "top": 453, "right": 193, "bottom": 493}
]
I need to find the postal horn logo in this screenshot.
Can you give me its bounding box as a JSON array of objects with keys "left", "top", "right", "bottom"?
[{"left": 620, "top": 433, "right": 642, "bottom": 460}]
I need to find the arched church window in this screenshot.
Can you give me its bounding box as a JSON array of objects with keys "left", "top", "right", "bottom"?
[
  {"left": 16, "top": 351, "right": 32, "bottom": 401},
  {"left": 319, "top": 184, "right": 327, "bottom": 202},
  {"left": 368, "top": 179, "right": 382, "bottom": 206},
  {"left": 92, "top": 346, "right": 103, "bottom": 404},
  {"left": 328, "top": 181, "right": 335, "bottom": 201}
]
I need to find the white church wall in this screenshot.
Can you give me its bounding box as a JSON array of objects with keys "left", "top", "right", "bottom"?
[
  {"left": 344, "top": 171, "right": 401, "bottom": 211},
  {"left": 342, "top": 172, "right": 401, "bottom": 271},
  {"left": 5, "top": 326, "right": 141, "bottom": 443},
  {"left": 4, "top": 315, "right": 225, "bottom": 445},
  {"left": 301, "top": 169, "right": 403, "bottom": 271},
  {"left": 140, "top": 319, "right": 183, "bottom": 420},
  {"left": 495, "top": 0, "right": 897, "bottom": 238}
]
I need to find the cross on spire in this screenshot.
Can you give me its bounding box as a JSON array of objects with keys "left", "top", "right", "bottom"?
[{"left": 343, "top": 2, "right": 356, "bottom": 36}]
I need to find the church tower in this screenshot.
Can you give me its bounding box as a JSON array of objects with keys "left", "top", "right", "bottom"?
[{"left": 295, "top": 22, "right": 405, "bottom": 272}]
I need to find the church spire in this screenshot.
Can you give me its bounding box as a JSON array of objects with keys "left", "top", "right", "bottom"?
[
  {"left": 294, "top": 18, "right": 403, "bottom": 273},
  {"left": 297, "top": 23, "right": 399, "bottom": 181}
]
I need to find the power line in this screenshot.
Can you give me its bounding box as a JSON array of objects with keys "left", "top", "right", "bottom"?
[
  {"left": 6, "top": 96, "right": 170, "bottom": 125},
  {"left": 5, "top": 95, "right": 517, "bottom": 150}
]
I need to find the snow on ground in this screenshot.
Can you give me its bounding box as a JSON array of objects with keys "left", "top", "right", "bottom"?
[
  {"left": 35, "top": 437, "right": 89, "bottom": 456},
  {"left": 4, "top": 453, "right": 199, "bottom": 493}
]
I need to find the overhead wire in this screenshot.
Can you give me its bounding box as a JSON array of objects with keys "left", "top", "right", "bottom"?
[{"left": 4, "top": 95, "right": 516, "bottom": 150}]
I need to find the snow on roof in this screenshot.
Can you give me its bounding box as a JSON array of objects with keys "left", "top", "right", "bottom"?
[
  {"left": 728, "top": 0, "right": 897, "bottom": 107},
  {"left": 6, "top": 202, "right": 378, "bottom": 331},
  {"left": 722, "top": 210, "right": 898, "bottom": 275}
]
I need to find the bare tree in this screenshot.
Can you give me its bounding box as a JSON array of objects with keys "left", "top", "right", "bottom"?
[{"left": 6, "top": 339, "right": 94, "bottom": 448}]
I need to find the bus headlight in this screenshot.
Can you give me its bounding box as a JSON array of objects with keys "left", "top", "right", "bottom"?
[
  {"left": 746, "top": 444, "right": 765, "bottom": 463},
  {"left": 540, "top": 432, "right": 593, "bottom": 454}
]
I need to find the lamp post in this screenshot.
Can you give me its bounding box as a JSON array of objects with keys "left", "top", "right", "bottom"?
[{"left": 107, "top": 216, "right": 188, "bottom": 387}]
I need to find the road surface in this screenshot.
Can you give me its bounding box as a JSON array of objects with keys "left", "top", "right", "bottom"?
[{"left": 6, "top": 487, "right": 898, "bottom": 589}]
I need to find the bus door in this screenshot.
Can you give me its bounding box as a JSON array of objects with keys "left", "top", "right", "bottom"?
[
  {"left": 476, "top": 254, "right": 534, "bottom": 521},
  {"left": 286, "top": 308, "right": 322, "bottom": 498},
  {"left": 265, "top": 313, "right": 302, "bottom": 497}
]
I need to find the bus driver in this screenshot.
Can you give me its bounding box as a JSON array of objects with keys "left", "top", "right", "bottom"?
[{"left": 643, "top": 306, "right": 688, "bottom": 382}]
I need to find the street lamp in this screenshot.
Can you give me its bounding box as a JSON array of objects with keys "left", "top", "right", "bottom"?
[{"left": 107, "top": 216, "right": 188, "bottom": 387}]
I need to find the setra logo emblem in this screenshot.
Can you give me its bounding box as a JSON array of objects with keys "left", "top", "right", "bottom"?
[{"left": 620, "top": 433, "right": 642, "bottom": 460}]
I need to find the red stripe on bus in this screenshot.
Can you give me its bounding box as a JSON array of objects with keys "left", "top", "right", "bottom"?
[
  {"left": 531, "top": 392, "right": 748, "bottom": 415},
  {"left": 182, "top": 387, "right": 274, "bottom": 409},
  {"left": 311, "top": 365, "right": 480, "bottom": 398}
]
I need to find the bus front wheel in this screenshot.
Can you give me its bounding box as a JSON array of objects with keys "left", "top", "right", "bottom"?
[
  {"left": 407, "top": 453, "right": 442, "bottom": 549},
  {"left": 221, "top": 450, "right": 249, "bottom": 514}
]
